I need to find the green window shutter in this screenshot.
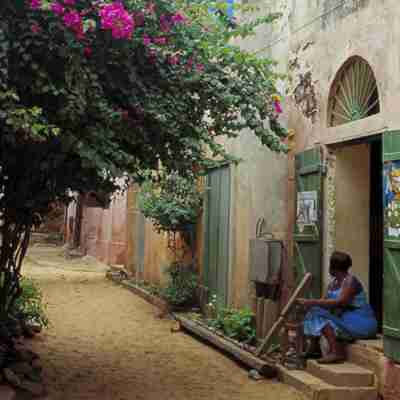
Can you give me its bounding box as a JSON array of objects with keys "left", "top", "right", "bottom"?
[
  {"left": 293, "top": 148, "right": 323, "bottom": 298},
  {"left": 383, "top": 131, "right": 400, "bottom": 362}
]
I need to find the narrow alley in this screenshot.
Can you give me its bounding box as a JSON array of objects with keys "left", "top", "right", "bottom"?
[{"left": 22, "top": 245, "right": 305, "bottom": 400}]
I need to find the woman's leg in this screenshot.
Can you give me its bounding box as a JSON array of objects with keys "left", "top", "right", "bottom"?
[{"left": 318, "top": 324, "right": 345, "bottom": 363}]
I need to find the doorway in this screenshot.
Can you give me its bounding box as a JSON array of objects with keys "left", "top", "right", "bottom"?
[{"left": 334, "top": 137, "right": 383, "bottom": 330}]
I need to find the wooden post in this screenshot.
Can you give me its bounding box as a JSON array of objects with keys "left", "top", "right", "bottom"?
[
  {"left": 262, "top": 299, "right": 278, "bottom": 339},
  {"left": 256, "top": 297, "right": 264, "bottom": 340},
  {"left": 251, "top": 295, "right": 257, "bottom": 315},
  {"left": 255, "top": 272, "right": 312, "bottom": 357}
]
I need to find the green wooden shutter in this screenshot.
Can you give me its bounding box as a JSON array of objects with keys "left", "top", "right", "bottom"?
[
  {"left": 203, "top": 166, "right": 231, "bottom": 305},
  {"left": 383, "top": 131, "right": 400, "bottom": 362},
  {"left": 293, "top": 148, "right": 323, "bottom": 298}
]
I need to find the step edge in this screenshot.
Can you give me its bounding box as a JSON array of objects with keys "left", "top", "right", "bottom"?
[
  {"left": 278, "top": 365, "right": 379, "bottom": 393},
  {"left": 307, "top": 360, "right": 376, "bottom": 375},
  {"left": 306, "top": 360, "right": 376, "bottom": 387}
]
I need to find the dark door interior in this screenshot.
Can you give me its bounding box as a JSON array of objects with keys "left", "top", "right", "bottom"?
[{"left": 370, "top": 138, "right": 383, "bottom": 331}]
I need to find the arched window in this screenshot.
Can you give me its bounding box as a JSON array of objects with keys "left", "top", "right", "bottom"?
[{"left": 328, "top": 57, "right": 380, "bottom": 127}]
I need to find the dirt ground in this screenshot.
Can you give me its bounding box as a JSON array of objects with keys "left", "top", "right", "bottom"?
[{"left": 22, "top": 245, "right": 305, "bottom": 400}]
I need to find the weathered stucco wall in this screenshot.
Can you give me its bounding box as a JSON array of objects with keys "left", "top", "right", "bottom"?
[
  {"left": 283, "top": 0, "right": 399, "bottom": 287},
  {"left": 215, "top": 0, "right": 291, "bottom": 308},
  {"left": 280, "top": 0, "right": 400, "bottom": 394}
]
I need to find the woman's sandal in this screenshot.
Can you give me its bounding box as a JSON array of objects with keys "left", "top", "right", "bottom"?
[{"left": 317, "top": 353, "right": 345, "bottom": 364}]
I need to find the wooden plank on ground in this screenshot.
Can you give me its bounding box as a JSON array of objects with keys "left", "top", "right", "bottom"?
[{"left": 175, "top": 315, "right": 277, "bottom": 378}]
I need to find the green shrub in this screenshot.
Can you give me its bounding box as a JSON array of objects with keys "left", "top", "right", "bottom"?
[
  {"left": 12, "top": 277, "right": 49, "bottom": 328},
  {"left": 208, "top": 305, "right": 256, "bottom": 344},
  {"left": 138, "top": 171, "right": 204, "bottom": 234},
  {"left": 162, "top": 263, "right": 198, "bottom": 308}
]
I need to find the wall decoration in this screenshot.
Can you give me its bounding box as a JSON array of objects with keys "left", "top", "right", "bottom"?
[
  {"left": 384, "top": 161, "right": 400, "bottom": 238},
  {"left": 297, "top": 191, "right": 318, "bottom": 228}
]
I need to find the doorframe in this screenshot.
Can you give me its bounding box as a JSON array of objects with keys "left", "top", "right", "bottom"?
[{"left": 323, "top": 135, "right": 384, "bottom": 306}]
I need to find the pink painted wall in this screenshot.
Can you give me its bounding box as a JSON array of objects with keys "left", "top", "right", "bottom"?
[{"left": 66, "top": 192, "right": 128, "bottom": 266}]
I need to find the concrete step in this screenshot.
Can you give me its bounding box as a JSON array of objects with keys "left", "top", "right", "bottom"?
[
  {"left": 346, "top": 340, "right": 385, "bottom": 393},
  {"left": 307, "top": 360, "right": 375, "bottom": 387},
  {"left": 278, "top": 365, "right": 378, "bottom": 400}
]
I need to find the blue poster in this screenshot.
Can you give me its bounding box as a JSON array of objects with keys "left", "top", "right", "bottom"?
[{"left": 384, "top": 161, "right": 400, "bottom": 237}]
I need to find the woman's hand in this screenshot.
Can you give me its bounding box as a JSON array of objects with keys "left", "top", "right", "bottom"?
[{"left": 297, "top": 298, "right": 316, "bottom": 309}]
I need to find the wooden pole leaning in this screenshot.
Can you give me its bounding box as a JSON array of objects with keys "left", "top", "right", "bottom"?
[{"left": 255, "top": 272, "right": 312, "bottom": 357}]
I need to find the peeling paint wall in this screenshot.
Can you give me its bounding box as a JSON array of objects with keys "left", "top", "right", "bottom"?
[{"left": 214, "top": 0, "right": 291, "bottom": 308}]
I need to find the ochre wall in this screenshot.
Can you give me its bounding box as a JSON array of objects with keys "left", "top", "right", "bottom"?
[{"left": 335, "top": 143, "right": 370, "bottom": 293}]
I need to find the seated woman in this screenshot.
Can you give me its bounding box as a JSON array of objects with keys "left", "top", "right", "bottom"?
[{"left": 297, "top": 251, "right": 377, "bottom": 364}]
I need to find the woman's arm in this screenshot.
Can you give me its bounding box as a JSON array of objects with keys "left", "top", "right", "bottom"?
[{"left": 298, "top": 277, "right": 357, "bottom": 309}]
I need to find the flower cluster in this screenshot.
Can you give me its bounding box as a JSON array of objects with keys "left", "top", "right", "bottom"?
[
  {"left": 99, "top": 2, "right": 135, "bottom": 40},
  {"left": 63, "top": 10, "right": 84, "bottom": 38},
  {"left": 272, "top": 94, "right": 283, "bottom": 114},
  {"left": 30, "top": 0, "right": 135, "bottom": 40},
  {"left": 159, "top": 12, "right": 186, "bottom": 33},
  {"left": 29, "top": 1, "right": 204, "bottom": 72}
]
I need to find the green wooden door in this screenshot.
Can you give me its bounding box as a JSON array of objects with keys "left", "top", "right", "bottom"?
[
  {"left": 204, "top": 166, "right": 231, "bottom": 305},
  {"left": 293, "top": 148, "right": 323, "bottom": 298},
  {"left": 383, "top": 131, "right": 400, "bottom": 362}
]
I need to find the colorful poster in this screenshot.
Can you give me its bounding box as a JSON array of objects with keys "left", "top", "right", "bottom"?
[
  {"left": 384, "top": 161, "right": 400, "bottom": 238},
  {"left": 297, "top": 191, "right": 318, "bottom": 226}
]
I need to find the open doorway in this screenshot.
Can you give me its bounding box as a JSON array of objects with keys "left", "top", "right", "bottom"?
[{"left": 334, "top": 137, "right": 383, "bottom": 331}]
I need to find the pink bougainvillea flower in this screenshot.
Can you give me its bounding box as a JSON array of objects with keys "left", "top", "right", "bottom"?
[
  {"left": 63, "top": 10, "right": 84, "bottom": 39},
  {"left": 171, "top": 12, "right": 186, "bottom": 25},
  {"left": 143, "top": 35, "right": 152, "bottom": 46},
  {"left": 168, "top": 54, "right": 180, "bottom": 65},
  {"left": 196, "top": 63, "right": 205, "bottom": 72},
  {"left": 134, "top": 12, "right": 145, "bottom": 27},
  {"left": 31, "top": 23, "right": 41, "bottom": 34},
  {"left": 99, "top": 2, "right": 134, "bottom": 39},
  {"left": 51, "top": 2, "right": 65, "bottom": 15},
  {"left": 148, "top": 49, "right": 157, "bottom": 64},
  {"left": 159, "top": 15, "right": 171, "bottom": 33},
  {"left": 84, "top": 47, "right": 92, "bottom": 57},
  {"left": 63, "top": 0, "right": 76, "bottom": 5},
  {"left": 154, "top": 37, "right": 167, "bottom": 45},
  {"left": 274, "top": 100, "right": 283, "bottom": 114},
  {"left": 185, "top": 57, "right": 194, "bottom": 70},
  {"left": 30, "top": 0, "right": 42, "bottom": 9}
]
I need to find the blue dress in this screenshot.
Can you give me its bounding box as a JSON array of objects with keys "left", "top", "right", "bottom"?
[{"left": 303, "top": 276, "right": 377, "bottom": 339}]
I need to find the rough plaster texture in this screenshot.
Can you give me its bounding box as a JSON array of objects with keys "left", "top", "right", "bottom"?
[{"left": 222, "top": 133, "right": 289, "bottom": 308}]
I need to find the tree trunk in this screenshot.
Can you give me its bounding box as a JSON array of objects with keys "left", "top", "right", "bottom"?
[{"left": 0, "top": 220, "right": 31, "bottom": 320}]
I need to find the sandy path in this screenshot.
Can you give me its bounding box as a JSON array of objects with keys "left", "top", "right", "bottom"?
[{"left": 22, "top": 246, "right": 305, "bottom": 400}]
